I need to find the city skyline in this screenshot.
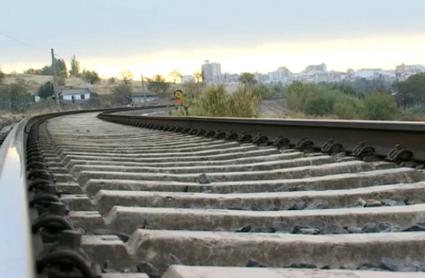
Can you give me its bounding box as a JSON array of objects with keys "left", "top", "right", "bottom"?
[
  {"left": 3, "top": 57, "right": 424, "bottom": 80},
  {"left": 198, "top": 61, "right": 425, "bottom": 85}
]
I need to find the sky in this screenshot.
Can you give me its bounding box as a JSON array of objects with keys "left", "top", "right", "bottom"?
[{"left": 1, "top": 0, "right": 425, "bottom": 78}]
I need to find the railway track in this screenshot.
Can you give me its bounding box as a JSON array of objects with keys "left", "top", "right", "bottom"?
[{"left": 1, "top": 107, "right": 425, "bottom": 278}]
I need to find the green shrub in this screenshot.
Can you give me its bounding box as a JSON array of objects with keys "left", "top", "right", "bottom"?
[
  {"left": 193, "top": 85, "right": 229, "bottom": 116},
  {"left": 303, "top": 88, "right": 342, "bottom": 116},
  {"left": 29, "top": 98, "right": 58, "bottom": 113},
  {"left": 111, "top": 83, "right": 132, "bottom": 105},
  {"left": 285, "top": 82, "right": 400, "bottom": 120},
  {"left": 286, "top": 82, "right": 339, "bottom": 116},
  {"left": 399, "top": 104, "right": 425, "bottom": 121},
  {"left": 193, "top": 85, "right": 260, "bottom": 117},
  {"left": 286, "top": 82, "right": 313, "bottom": 112},
  {"left": 363, "top": 93, "right": 398, "bottom": 120},
  {"left": 251, "top": 84, "right": 279, "bottom": 99},
  {"left": 334, "top": 96, "right": 363, "bottom": 119},
  {"left": 0, "top": 79, "right": 32, "bottom": 112},
  {"left": 304, "top": 94, "right": 333, "bottom": 116},
  {"left": 147, "top": 75, "right": 171, "bottom": 95},
  {"left": 228, "top": 88, "right": 261, "bottom": 117},
  {"left": 403, "top": 104, "right": 425, "bottom": 114},
  {"left": 0, "top": 69, "right": 5, "bottom": 84},
  {"left": 37, "top": 82, "right": 54, "bottom": 99},
  {"left": 81, "top": 70, "right": 100, "bottom": 84},
  {"left": 396, "top": 73, "right": 425, "bottom": 108}
]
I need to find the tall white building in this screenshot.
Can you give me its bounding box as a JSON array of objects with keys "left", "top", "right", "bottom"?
[{"left": 202, "top": 60, "right": 222, "bottom": 84}]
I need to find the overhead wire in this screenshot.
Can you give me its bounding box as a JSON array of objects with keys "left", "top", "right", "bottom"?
[{"left": 0, "top": 32, "right": 47, "bottom": 55}]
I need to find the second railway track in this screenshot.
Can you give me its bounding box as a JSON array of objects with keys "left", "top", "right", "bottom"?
[{"left": 20, "top": 109, "right": 425, "bottom": 277}]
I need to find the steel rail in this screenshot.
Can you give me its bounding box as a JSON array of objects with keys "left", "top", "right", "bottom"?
[
  {"left": 0, "top": 118, "right": 35, "bottom": 278},
  {"left": 98, "top": 113, "right": 425, "bottom": 162}
]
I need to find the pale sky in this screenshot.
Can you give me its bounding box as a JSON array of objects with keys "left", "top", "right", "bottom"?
[{"left": 1, "top": 0, "right": 425, "bottom": 77}]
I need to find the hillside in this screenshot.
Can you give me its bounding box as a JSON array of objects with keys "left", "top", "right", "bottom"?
[{"left": 3, "top": 74, "right": 147, "bottom": 95}]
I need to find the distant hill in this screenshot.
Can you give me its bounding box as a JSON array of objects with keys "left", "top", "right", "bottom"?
[{"left": 3, "top": 74, "right": 146, "bottom": 96}]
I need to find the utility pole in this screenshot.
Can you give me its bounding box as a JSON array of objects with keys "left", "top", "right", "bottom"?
[{"left": 51, "top": 48, "right": 61, "bottom": 110}]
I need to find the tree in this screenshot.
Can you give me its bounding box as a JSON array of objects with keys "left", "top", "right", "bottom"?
[
  {"left": 121, "top": 70, "right": 133, "bottom": 84},
  {"left": 111, "top": 83, "right": 132, "bottom": 105},
  {"left": 239, "top": 72, "right": 257, "bottom": 88},
  {"left": 169, "top": 70, "right": 182, "bottom": 83},
  {"left": 37, "top": 81, "right": 55, "bottom": 99},
  {"left": 4, "top": 79, "right": 32, "bottom": 112},
  {"left": 396, "top": 73, "right": 425, "bottom": 109},
  {"left": 24, "top": 58, "right": 67, "bottom": 77},
  {"left": 147, "top": 75, "right": 170, "bottom": 94},
  {"left": 0, "top": 68, "right": 4, "bottom": 84},
  {"left": 70, "top": 55, "right": 80, "bottom": 77},
  {"left": 328, "top": 82, "right": 358, "bottom": 96},
  {"left": 108, "top": 77, "right": 116, "bottom": 84},
  {"left": 24, "top": 66, "right": 51, "bottom": 75},
  {"left": 81, "top": 70, "right": 100, "bottom": 84},
  {"left": 338, "top": 77, "right": 392, "bottom": 96},
  {"left": 194, "top": 71, "right": 203, "bottom": 83},
  {"left": 0, "top": 85, "right": 9, "bottom": 110},
  {"left": 55, "top": 58, "right": 68, "bottom": 77},
  {"left": 363, "top": 93, "right": 398, "bottom": 120}
]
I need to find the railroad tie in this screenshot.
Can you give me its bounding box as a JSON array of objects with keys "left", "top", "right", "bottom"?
[{"left": 26, "top": 111, "right": 425, "bottom": 278}]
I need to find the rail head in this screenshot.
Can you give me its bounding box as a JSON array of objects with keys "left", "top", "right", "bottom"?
[
  {"left": 0, "top": 119, "right": 35, "bottom": 278},
  {"left": 108, "top": 115, "right": 425, "bottom": 131}
]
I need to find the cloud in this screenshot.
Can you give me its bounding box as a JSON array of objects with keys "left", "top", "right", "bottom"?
[
  {"left": 77, "top": 33, "right": 425, "bottom": 77},
  {"left": 2, "top": 33, "right": 425, "bottom": 77}
]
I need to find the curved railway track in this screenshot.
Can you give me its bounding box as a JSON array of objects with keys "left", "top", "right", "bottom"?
[{"left": 2, "top": 106, "right": 425, "bottom": 278}]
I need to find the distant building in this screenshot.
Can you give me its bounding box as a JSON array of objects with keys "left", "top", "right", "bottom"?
[
  {"left": 59, "top": 88, "right": 93, "bottom": 102},
  {"left": 221, "top": 73, "right": 240, "bottom": 86},
  {"left": 268, "top": 67, "right": 292, "bottom": 83},
  {"left": 130, "top": 92, "right": 159, "bottom": 105},
  {"left": 395, "top": 64, "right": 425, "bottom": 80},
  {"left": 292, "top": 63, "right": 328, "bottom": 83},
  {"left": 354, "top": 69, "right": 395, "bottom": 80},
  {"left": 255, "top": 72, "right": 271, "bottom": 83},
  {"left": 181, "top": 75, "right": 195, "bottom": 83},
  {"left": 354, "top": 68, "right": 382, "bottom": 79},
  {"left": 201, "top": 60, "right": 222, "bottom": 84},
  {"left": 327, "top": 71, "right": 348, "bottom": 82},
  {"left": 191, "top": 62, "right": 425, "bottom": 86}
]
